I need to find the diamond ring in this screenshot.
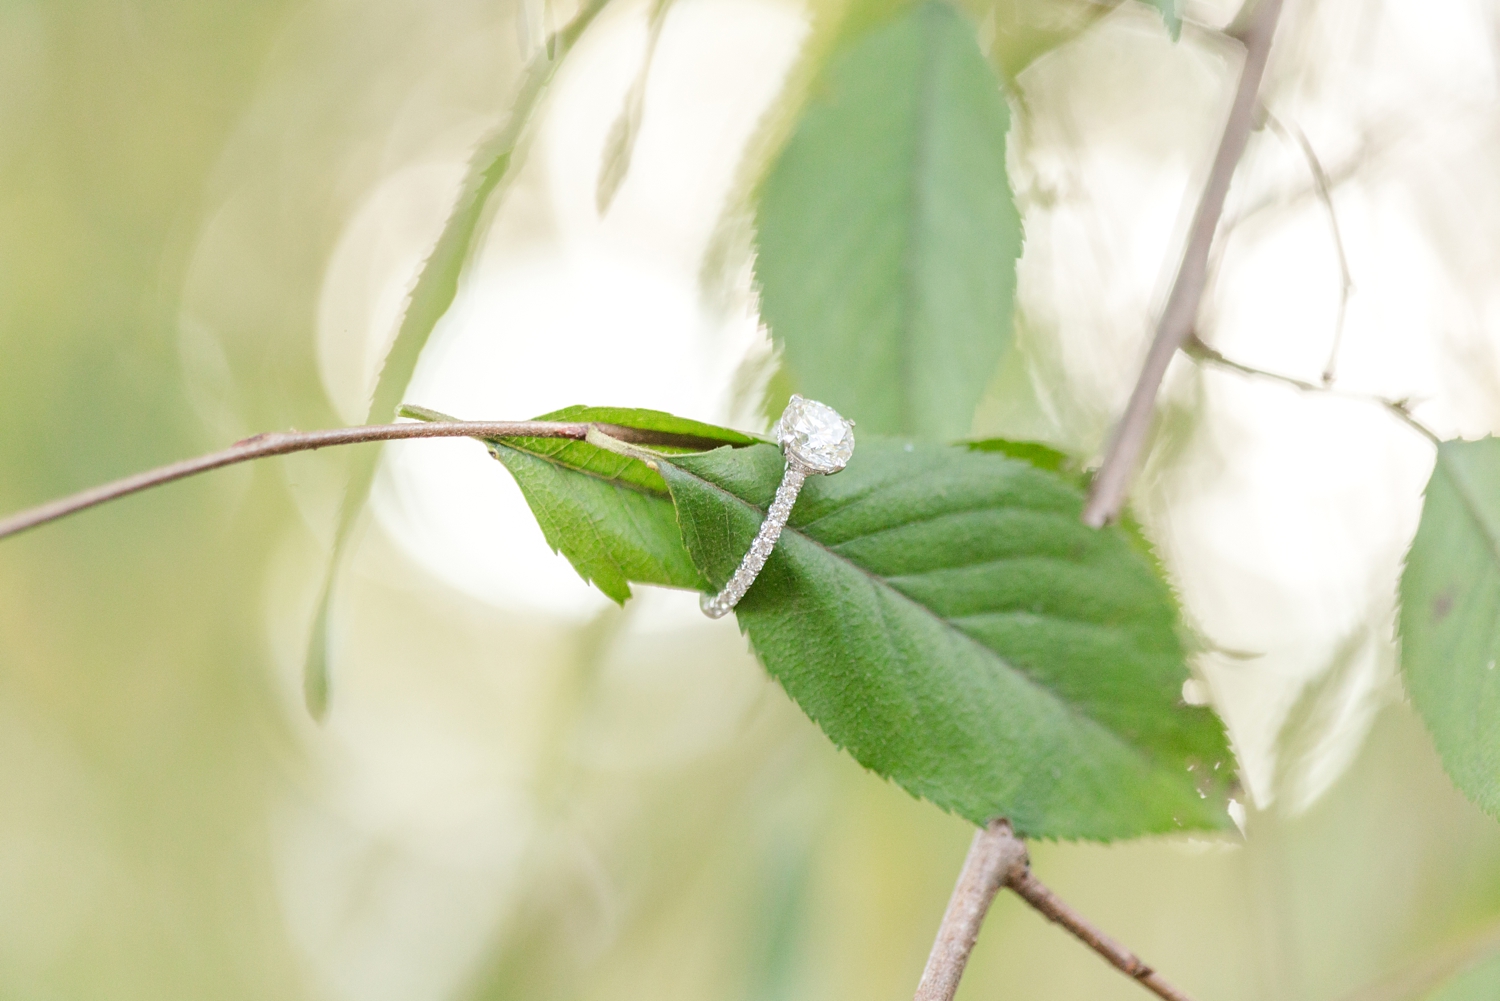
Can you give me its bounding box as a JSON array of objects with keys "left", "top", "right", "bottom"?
[{"left": 699, "top": 395, "right": 855, "bottom": 619}]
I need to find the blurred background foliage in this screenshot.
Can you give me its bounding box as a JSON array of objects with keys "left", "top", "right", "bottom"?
[{"left": 4, "top": 0, "right": 1500, "bottom": 999}]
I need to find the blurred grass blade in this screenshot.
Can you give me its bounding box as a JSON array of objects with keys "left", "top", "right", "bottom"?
[
  {"left": 754, "top": 1, "right": 1022, "bottom": 440},
  {"left": 597, "top": 0, "right": 673, "bottom": 214},
  {"left": 660, "top": 440, "right": 1233, "bottom": 840},
  {"left": 1400, "top": 437, "right": 1500, "bottom": 820},
  {"left": 302, "top": 0, "right": 614, "bottom": 718},
  {"left": 366, "top": 2, "right": 609, "bottom": 431}
]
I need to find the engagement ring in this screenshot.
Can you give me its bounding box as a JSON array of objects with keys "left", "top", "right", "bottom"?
[{"left": 699, "top": 395, "right": 855, "bottom": 619}]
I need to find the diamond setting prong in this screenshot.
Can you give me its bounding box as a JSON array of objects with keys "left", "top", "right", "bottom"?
[{"left": 774, "top": 394, "right": 855, "bottom": 474}]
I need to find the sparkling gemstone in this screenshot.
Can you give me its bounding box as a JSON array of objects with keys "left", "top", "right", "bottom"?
[{"left": 776, "top": 395, "right": 854, "bottom": 473}]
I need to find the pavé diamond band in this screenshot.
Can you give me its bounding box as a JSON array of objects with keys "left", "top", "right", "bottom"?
[{"left": 699, "top": 395, "right": 855, "bottom": 619}]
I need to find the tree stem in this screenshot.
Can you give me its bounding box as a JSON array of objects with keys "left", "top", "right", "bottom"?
[
  {"left": 0, "top": 417, "right": 729, "bottom": 542},
  {"left": 915, "top": 821, "right": 1197, "bottom": 1001},
  {"left": 1082, "top": 0, "right": 1286, "bottom": 527},
  {"left": 914, "top": 821, "right": 1028, "bottom": 1001}
]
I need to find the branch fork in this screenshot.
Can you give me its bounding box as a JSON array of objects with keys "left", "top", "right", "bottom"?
[{"left": 915, "top": 821, "right": 1192, "bottom": 1001}]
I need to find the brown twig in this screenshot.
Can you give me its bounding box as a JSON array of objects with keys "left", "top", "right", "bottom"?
[
  {"left": 1184, "top": 333, "right": 1439, "bottom": 444},
  {"left": 1082, "top": 0, "right": 1286, "bottom": 527},
  {"left": 0, "top": 417, "right": 730, "bottom": 542},
  {"left": 913, "top": 821, "right": 1029, "bottom": 1001},
  {"left": 1007, "top": 863, "right": 1195, "bottom": 1001},
  {"left": 1261, "top": 111, "right": 1355, "bottom": 385},
  {"left": 914, "top": 821, "right": 1195, "bottom": 1001}
]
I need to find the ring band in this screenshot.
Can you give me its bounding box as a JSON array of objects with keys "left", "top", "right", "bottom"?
[{"left": 700, "top": 396, "right": 855, "bottom": 619}]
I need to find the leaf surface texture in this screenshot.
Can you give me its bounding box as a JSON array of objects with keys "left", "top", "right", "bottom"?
[
  {"left": 1401, "top": 437, "right": 1500, "bottom": 819},
  {"left": 662, "top": 439, "right": 1232, "bottom": 839}
]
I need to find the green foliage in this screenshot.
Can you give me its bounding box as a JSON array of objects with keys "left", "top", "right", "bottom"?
[
  {"left": 754, "top": 1, "right": 1023, "bottom": 440},
  {"left": 318, "top": 0, "right": 1228, "bottom": 842},
  {"left": 968, "top": 438, "right": 1081, "bottom": 482},
  {"left": 401, "top": 405, "right": 757, "bottom": 603},
  {"left": 559, "top": 406, "right": 762, "bottom": 444},
  {"left": 1400, "top": 437, "right": 1500, "bottom": 820},
  {"left": 451, "top": 400, "right": 1228, "bottom": 838},
  {"left": 487, "top": 406, "right": 756, "bottom": 603},
  {"left": 489, "top": 446, "right": 701, "bottom": 603},
  {"left": 1422, "top": 950, "right": 1500, "bottom": 1001},
  {"left": 661, "top": 438, "right": 1232, "bottom": 840}
]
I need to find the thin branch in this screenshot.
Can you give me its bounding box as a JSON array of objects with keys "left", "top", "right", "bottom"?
[
  {"left": 1007, "top": 864, "right": 1195, "bottom": 1001},
  {"left": 1218, "top": 107, "right": 1427, "bottom": 241},
  {"left": 1082, "top": 0, "right": 1286, "bottom": 527},
  {"left": 1262, "top": 111, "right": 1355, "bottom": 385},
  {"left": 914, "top": 821, "right": 1028, "bottom": 1001},
  {"left": 914, "top": 821, "right": 1196, "bottom": 1001},
  {"left": 0, "top": 416, "right": 730, "bottom": 543},
  {"left": 1184, "top": 333, "right": 1440, "bottom": 444}
]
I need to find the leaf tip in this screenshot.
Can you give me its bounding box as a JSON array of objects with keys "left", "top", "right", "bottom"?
[{"left": 304, "top": 599, "right": 332, "bottom": 722}]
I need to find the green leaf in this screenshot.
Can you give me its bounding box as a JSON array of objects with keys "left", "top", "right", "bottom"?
[
  {"left": 489, "top": 446, "right": 702, "bottom": 603},
  {"left": 403, "top": 405, "right": 757, "bottom": 604},
  {"left": 1421, "top": 950, "right": 1500, "bottom": 1001},
  {"left": 1400, "top": 437, "right": 1500, "bottom": 819},
  {"left": 754, "top": 1, "right": 1022, "bottom": 440},
  {"left": 968, "top": 438, "right": 1081, "bottom": 482},
  {"left": 966, "top": 437, "right": 1174, "bottom": 575},
  {"left": 521, "top": 404, "right": 761, "bottom": 453},
  {"left": 301, "top": 0, "right": 613, "bottom": 717},
  {"left": 491, "top": 405, "right": 762, "bottom": 604},
  {"left": 659, "top": 439, "right": 1233, "bottom": 840}
]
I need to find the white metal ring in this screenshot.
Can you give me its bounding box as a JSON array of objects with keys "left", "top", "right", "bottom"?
[{"left": 700, "top": 396, "right": 854, "bottom": 619}]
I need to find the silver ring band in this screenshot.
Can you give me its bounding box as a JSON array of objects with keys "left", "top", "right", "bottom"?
[
  {"left": 699, "top": 396, "right": 854, "bottom": 619},
  {"left": 700, "top": 462, "right": 808, "bottom": 618}
]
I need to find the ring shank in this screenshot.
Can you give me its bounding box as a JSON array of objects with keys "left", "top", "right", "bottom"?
[{"left": 699, "top": 462, "right": 809, "bottom": 618}]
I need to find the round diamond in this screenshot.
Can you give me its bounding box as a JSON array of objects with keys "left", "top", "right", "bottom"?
[{"left": 776, "top": 395, "right": 854, "bottom": 473}]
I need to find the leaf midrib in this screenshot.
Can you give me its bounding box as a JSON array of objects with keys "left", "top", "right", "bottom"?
[{"left": 676, "top": 461, "right": 1186, "bottom": 778}]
